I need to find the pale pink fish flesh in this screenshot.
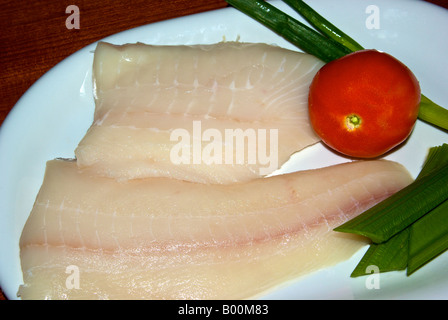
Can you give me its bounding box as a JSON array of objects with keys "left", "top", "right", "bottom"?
[
  {"left": 74, "top": 42, "right": 324, "bottom": 184},
  {"left": 18, "top": 159, "right": 412, "bottom": 299}
]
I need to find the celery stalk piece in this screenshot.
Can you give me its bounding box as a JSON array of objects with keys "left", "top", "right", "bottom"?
[
  {"left": 334, "top": 163, "right": 448, "bottom": 243},
  {"left": 350, "top": 229, "right": 409, "bottom": 278},
  {"left": 416, "top": 144, "right": 448, "bottom": 180},
  {"left": 348, "top": 144, "right": 448, "bottom": 277},
  {"left": 407, "top": 199, "right": 448, "bottom": 276},
  {"left": 282, "top": 0, "right": 364, "bottom": 52}
]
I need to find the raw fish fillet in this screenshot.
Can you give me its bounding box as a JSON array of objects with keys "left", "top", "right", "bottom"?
[
  {"left": 18, "top": 159, "right": 412, "bottom": 300},
  {"left": 74, "top": 42, "right": 324, "bottom": 183}
]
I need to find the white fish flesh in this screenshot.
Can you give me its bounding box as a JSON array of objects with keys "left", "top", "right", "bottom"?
[
  {"left": 18, "top": 159, "right": 412, "bottom": 299},
  {"left": 74, "top": 42, "right": 324, "bottom": 183}
]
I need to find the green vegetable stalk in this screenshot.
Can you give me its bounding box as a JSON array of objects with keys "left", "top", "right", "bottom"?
[
  {"left": 225, "top": 0, "right": 351, "bottom": 62},
  {"left": 418, "top": 95, "right": 448, "bottom": 132},
  {"left": 408, "top": 199, "right": 448, "bottom": 275},
  {"left": 225, "top": 0, "right": 448, "bottom": 132},
  {"left": 350, "top": 229, "right": 409, "bottom": 277},
  {"left": 334, "top": 163, "right": 448, "bottom": 243},
  {"left": 336, "top": 144, "right": 448, "bottom": 277},
  {"left": 282, "top": 0, "right": 364, "bottom": 52},
  {"left": 225, "top": 0, "right": 448, "bottom": 276}
]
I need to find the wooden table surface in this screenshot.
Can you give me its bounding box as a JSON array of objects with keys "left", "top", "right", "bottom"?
[{"left": 1, "top": 0, "right": 447, "bottom": 301}]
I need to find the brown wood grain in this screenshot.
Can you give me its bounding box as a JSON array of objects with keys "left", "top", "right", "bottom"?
[
  {"left": 0, "top": 0, "right": 227, "bottom": 300},
  {"left": 0, "top": 0, "right": 228, "bottom": 126},
  {"left": 1, "top": 0, "right": 447, "bottom": 300}
]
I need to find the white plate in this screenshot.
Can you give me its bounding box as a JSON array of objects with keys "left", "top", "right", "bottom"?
[{"left": 1, "top": 0, "right": 447, "bottom": 300}]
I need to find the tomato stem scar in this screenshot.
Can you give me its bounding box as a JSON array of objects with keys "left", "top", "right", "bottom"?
[{"left": 346, "top": 114, "right": 361, "bottom": 130}]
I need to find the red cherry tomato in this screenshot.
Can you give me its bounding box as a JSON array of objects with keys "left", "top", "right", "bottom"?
[{"left": 308, "top": 49, "right": 421, "bottom": 158}]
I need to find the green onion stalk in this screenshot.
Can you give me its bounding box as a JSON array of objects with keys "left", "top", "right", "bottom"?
[
  {"left": 226, "top": 0, "right": 448, "bottom": 132},
  {"left": 225, "top": 0, "right": 448, "bottom": 277}
]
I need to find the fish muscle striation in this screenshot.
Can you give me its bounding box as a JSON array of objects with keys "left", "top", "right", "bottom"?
[
  {"left": 74, "top": 42, "right": 324, "bottom": 184},
  {"left": 18, "top": 159, "right": 412, "bottom": 299}
]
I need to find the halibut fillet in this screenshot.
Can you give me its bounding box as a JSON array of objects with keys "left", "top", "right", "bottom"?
[
  {"left": 18, "top": 159, "right": 412, "bottom": 299},
  {"left": 74, "top": 42, "right": 324, "bottom": 183}
]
